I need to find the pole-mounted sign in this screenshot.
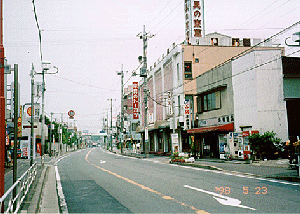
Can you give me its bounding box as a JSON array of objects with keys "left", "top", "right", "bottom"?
[{"left": 68, "top": 110, "right": 75, "bottom": 119}]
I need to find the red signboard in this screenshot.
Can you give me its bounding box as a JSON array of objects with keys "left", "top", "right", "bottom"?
[{"left": 132, "top": 82, "right": 139, "bottom": 119}]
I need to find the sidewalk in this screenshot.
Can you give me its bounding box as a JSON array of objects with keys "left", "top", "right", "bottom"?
[{"left": 21, "top": 152, "right": 69, "bottom": 213}]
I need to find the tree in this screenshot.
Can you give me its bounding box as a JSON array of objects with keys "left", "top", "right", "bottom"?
[{"left": 249, "top": 131, "right": 283, "bottom": 160}]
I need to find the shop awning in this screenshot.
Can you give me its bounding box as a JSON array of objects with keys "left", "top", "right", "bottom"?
[{"left": 187, "top": 122, "right": 234, "bottom": 134}]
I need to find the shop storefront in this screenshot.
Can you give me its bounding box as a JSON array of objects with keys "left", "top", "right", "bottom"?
[{"left": 187, "top": 123, "right": 234, "bottom": 159}]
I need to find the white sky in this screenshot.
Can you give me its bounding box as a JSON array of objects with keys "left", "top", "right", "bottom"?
[{"left": 3, "top": 0, "right": 300, "bottom": 134}]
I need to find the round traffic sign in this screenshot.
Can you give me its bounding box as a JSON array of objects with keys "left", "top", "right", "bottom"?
[{"left": 68, "top": 110, "right": 75, "bottom": 117}]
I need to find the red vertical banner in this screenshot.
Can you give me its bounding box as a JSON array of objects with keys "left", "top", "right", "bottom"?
[{"left": 132, "top": 82, "right": 139, "bottom": 119}]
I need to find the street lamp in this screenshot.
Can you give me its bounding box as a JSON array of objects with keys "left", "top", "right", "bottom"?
[{"left": 34, "top": 61, "right": 58, "bottom": 167}]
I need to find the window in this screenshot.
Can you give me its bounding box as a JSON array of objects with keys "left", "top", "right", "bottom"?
[
  {"left": 211, "top": 38, "right": 218, "bottom": 46},
  {"left": 232, "top": 38, "right": 240, "bottom": 46},
  {"left": 177, "top": 63, "right": 180, "bottom": 80},
  {"left": 184, "top": 62, "right": 192, "bottom": 79},
  {"left": 197, "top": 91, "right": 221, "bottom": 113},
  {"left": 197, "top": 96, "right": 202, "bottom": 113},
  {"left": 178, "top": 95, "right": 181, "bottom": 115},
  {"left": 132, "top": 123, "right": 137, "bottom": 131},
  {"left": 243, "top": 38, "right": 250, "bottom": 47}
]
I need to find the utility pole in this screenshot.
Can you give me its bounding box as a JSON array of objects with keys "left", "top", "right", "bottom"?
[
  {"left": 0, "top": 0, "right": 5, "bottom": 211},
  {"left": 117, "top": 65, "right": 124, "bottom": 154},
  {"left": 49, "top": 113, "right": 53, "bottom": 157},
  {"left": 62, "top": 113, "right": 64, "bottom": 153},
  {"left": 13, "top": 64, "right": 18, "bottom": 209},
  {"left": 137, "top": 25, "right": 154, "bottom": 156},
  {"left": 30, "top": 65, "right": 35, "bottom": 165},
  {"left": 107, "top": 99, "right": 114, "bottom": 151},
  {"left": 110, "top": 99, "right": 113, "bottom": 151},
  {"left": 41, "top": 64, "right": 45, "bottom": 167}
]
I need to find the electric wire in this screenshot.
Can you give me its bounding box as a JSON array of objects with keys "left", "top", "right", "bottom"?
[
  {"left": 52, "top": 75, "right": 119, "bottom": 91},
  {"left": 237, "top": 0, "right": 284, "bottom": 28},
  {"left": 146, "top": 0, "right": 177, "bottom": 28},
  {"left": 260, "top": 6, "right": 300, "bottom": 29},
  {"left": 146, "top": 20, "right": 300, "bottom": 104},
  {"left": 149, "top": 0, "right": 184, "bottom": 33},
  {"left": 32, "top": 0, "right": 43, "bottom": 62}
]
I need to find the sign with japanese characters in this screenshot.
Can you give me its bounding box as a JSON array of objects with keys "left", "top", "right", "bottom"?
[
  {"left": 184, "top": 99, "right": 191, "bottom": 130},
  {"left": 185, "top": 0, "right": 204, "bottom": 43},
  {"left": 132, "top": 82, "right": 139, "bottom": 119}
]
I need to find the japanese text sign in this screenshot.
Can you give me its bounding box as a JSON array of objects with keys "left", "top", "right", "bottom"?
[{"left": 133, "top": 82, "right": 139, "bottom": 119}]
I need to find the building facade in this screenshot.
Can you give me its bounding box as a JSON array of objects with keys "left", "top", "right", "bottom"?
[
  {"left": 189, "top": 48, "right": 289, "bottom": 159},
  {"left": 137, "top": 32, "right": 279, "bottom": 156}
]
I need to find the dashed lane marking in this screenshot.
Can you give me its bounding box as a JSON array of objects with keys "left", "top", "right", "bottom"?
[{"left": 86, "top": 148, "right": 210, "bottom": 214}]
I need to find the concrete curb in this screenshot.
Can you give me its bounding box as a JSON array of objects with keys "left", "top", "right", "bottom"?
[{"left": 24, "top": 165, "right": 48, "bottom": 213}]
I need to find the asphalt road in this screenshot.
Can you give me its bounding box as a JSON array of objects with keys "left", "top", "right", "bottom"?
[{"left": 57, "top": 147, "right": 300, "bottom": 213}]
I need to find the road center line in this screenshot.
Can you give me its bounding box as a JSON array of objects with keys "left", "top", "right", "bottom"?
[{"left": 85, "top": 149, "right": 210, "bottom": 214}]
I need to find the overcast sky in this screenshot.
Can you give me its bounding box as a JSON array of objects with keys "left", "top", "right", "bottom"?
[{"left": 3, "top": 0, "right": 300, "bottom": 134}]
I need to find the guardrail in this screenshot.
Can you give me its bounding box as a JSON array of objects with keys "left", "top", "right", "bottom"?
[{"left": 0, "top": 162, "right": 37, "bottom": 213}]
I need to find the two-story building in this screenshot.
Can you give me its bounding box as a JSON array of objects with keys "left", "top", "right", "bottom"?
[
  {"left": 188, "top": 47, "right": 289, "bottom": 159},
  {"left": 137, "top": 32, "right": 276, "bottom": 155}
]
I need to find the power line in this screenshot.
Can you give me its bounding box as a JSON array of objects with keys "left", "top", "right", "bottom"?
[
  {"left": 32, "top": 0, "right": 43, "bottom": 62},
  {"left": 146, "top": 0, "right": 177, "bottom": 28},
  {"left": 149, "top": 0, "right": 183, "bottom": 33},
  {"left": 52, "top": 75, "right": 119, "bottom": 91},
  {"left": 237, "top": 0, "right": 283, "bottom": 28},
  {"left": 260, "top": 6, "right": 300, "bottom": 29},
  {"left": 147, "top": 20, "right": 300, "bottom": 102}
]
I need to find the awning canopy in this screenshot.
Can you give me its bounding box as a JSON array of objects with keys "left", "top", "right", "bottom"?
[{"left": 187, "top": 122, "right": 234, "bottom": 134}]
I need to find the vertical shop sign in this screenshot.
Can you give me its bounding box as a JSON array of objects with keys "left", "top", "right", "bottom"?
[
  {"left": 184, "top": 99, "right": 191, "bottom": 130},
  {"left": 185, "top": 0, "right": 204, "bottom": 43},
  {"left": 17, "top": 106, "right": 22, "bottom": 137},
  {"left": 133, "top": 82, "right": 139, "bottom": 119},
  {"left": 192, "top": 0, "right": 203, "bottom": 37}
]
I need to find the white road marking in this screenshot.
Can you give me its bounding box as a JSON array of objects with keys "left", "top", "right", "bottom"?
[
  {"left": 184, "top": 185, "right": 256, "bottom": 211},
  {"left": 100, "top": 148, "right": 300, "bottom": 187},
  {"left": 55, "top": 165, "right": 69, "bottom": 214}
]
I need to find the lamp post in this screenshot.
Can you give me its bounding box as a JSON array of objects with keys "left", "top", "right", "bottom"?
[{"left": 34, "top": 62, "right": 58, "bottom": 166}]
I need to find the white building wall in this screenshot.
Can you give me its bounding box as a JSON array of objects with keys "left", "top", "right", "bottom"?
[{"left": 232, "top": 49, "right": 288, "bottom": 142}]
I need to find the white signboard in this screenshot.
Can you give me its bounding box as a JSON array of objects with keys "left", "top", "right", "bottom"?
[
  {"left": 171, "top": 133, "right": 179, "bottom": 153},
  {"left": 145, "top": 127, "right": 148, "bottom": 142},
  {"left": 184, "top": 99, "right": 191, "bottom": 130},
  {"left": 185, "top": 0, "right": 204, "bottom": 44}
]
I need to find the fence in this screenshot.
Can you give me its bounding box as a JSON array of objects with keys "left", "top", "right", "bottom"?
[{"left": 0, "top": 162, "right": 37, "bottom": 213}]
